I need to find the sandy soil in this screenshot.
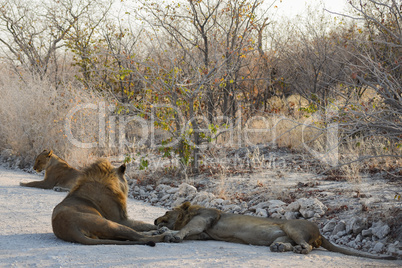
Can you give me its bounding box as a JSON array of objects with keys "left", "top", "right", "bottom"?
[{"left": 0, "top": 166, "right": 400, "bottom": 267}]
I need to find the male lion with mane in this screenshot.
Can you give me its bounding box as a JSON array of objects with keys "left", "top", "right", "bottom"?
[
  {"left": 20, "top": 149, "right": 80, "bottom": 191},
  {"left": 52, "top": 159, "right": 171, "bottom": 245},
  {"left": 155, "top": 202, "right": 395, "bottom": 260}
]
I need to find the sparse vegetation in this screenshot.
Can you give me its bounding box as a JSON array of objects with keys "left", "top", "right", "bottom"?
[{"left": 0, "top": 0, "right": 399, "bottom": 181}]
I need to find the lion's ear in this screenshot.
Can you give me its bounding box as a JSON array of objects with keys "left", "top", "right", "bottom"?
[
  {"left": 118, "top": 164, "right": 126, "bottom": 175},
  {"left": 180, "top": 201, "right": 191, "bottom": 210}
]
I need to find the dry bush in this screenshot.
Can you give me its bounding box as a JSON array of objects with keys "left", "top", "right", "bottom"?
[
  {"left": 238, "top": 94, "right": 319, "bottom": 150},
  {"left": 265, "top": 96, "right": 285, "bottom": 112},
  {"left": 243, "top": 115, "right": 322, "bottom": 150},
  {"left": 339, "top": 136, "right": 401, "bottom": 176},
  {"left": 286, "top": 94, "right": 309, "bottom": 117},
  {"left": 0, "top": 68, "right": 106, "bottom": 168}
]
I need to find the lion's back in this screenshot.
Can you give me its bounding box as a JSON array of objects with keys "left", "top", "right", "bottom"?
[{"left": 48, "top": 161, "right": 81, "bottom": 189}]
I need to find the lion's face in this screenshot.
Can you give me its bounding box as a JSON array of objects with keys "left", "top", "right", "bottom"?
[
  {"left": 154, "top": 209, "right": 182, "bottom": 230},
  {"left": 33, "top": 150, "right": 53, "bottom": 172}
]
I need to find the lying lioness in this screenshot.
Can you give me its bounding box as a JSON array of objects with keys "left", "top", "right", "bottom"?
[
  {"left": 155, "top": 202, "right": 395, "bottom": 260},
  {"left": 20, "top": 149, "right": 81, "bottom": 191},
  {"left": 52, "top": 159, "right": 172, "bottom": 245}
]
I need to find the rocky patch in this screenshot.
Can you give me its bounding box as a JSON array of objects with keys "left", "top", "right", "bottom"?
[{"left": 128, "top": 181, "right": 401, "bottom": 258}]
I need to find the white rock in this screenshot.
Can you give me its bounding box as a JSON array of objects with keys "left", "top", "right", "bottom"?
[
  {"left": 362, "top": 229, "right": 372, "bottom": 237},
  {"left": 337, "top": 230, "right": 347, "bottom": 238},
  {"left": 267, "top": 200, "right": 286, "bottom": 208},
  {"left": 193, "top": 191, "right": 214, "bottom": 204},
  {"left": 346, "top": 217, "right": 366, "bottom": 234},
  {"left": 250, "top": 200, "right": 286, "bottom": 210},
  {"left": 370, "top": 221, "right": 390, "bottom": 239},
  {"left": 214, "top": 198, "right": 225, "bottom": 204},
  {"left": 174, "top": 183, "right": 197, "bottom": 198},
  {"left": 146, "top": 185, "right": 153, "bottom": 191},
  {"left": 255, "top": 208, "right": 268, "bottom": 217},
  {"left": 333, "top": 234, "right": 339, "bottom": 240},
  {"left": 347, "top": 241, "right": 356, "bottom": 248},
  {"left": 268, "top": 207, "right": 285, "bottom": 215},
  {"left": 160, "top": 194, "right": 171, "bottom": 201},
  {"left": 376, "top": 225, "right": 390, "bottom": 239},
  {"left": 250, "top": 202, "right": 269, "bottom": 210},
  {"left": 166, "top": 188, "right": 179, "bottom": 194},
  {"left": 332, "top": 221, "right": 346, "bottom": 235},
  {"left": 286, "top": 201, "right": 300, "bottom": 212},
  {"left": 363, "top": 241, "right": 372, "bottom": 249},
  {"left": 372, "top": 242, "right": 384, "bottom": 253},
  {"left": 294, "top": 198, "right": 327, "bottom": 219},
  {"left": 323, "top": 218, "right": 337, "bottom": 233},
  {"left": 284, "top": 211, "right": 297, "bottom": 220},
  {"left": 387, "top": 244, "right": 397, "bottom": 254},
  {"left": 155, "top": 184, "right": 170, "bottom": 192},
  {"left": 240, "top": 202, "right": 248, "bottom": 209},
  {"left": 200, "top": 201, "right": 211, "bottom": 208},
  {"left": 171, "top": 197, "right": 186, "bottom": 208},
  {"left": 302, "top": 210, "right": 315, "bottom": 218},
  {"left": 270, "top": 213, "right": 283, "bottom": 219},
  {"left": 222, "top": 204, "right": 241, "bottom": 212},
  {"left": 355, "top": 234, "right": 362, "bottom": 243},
  {"left": 313, "top": 213, "right": 322, "bottom": 218}
]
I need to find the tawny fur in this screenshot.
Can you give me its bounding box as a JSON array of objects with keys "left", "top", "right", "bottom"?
[
  {"left": 52, "top": 159, "right": 172, "bottom": 245},
  {"left": 20, "top": 150, "right": 80, "bottom": 191},
  {"left": 155, "top": 202, "right": 395, "bottom": 260}
]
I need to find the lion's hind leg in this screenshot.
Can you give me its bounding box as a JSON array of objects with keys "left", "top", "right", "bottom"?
[
  {"left": 66, "top": 216, "right": 170, "bottom": 245},
  {"left": 281, "top": 220, "right": 320, "bottom": 254},
  {"left": 95, "top": 220, "right": 170, "bottom": 243},
  {"left": 186, "top": 232, "right": 212, "bottom": 240},
  {"left": 269, "top": 236, "right": 294, "bottom": 252}
]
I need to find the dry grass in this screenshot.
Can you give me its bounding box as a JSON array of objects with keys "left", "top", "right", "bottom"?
[
  {"left": 242, "top": 114, "right": 322, "bottom": 150},
  {"left": 0, "top": 68, "right": 105, "bottom": 168}
]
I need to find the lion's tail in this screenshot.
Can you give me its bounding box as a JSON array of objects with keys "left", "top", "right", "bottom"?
[{"left": 321, "top": 236, "right": 395, "bottom": 260}]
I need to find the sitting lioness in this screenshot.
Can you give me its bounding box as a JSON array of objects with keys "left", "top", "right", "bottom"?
[
  {"left": 20, "top": 149, "right": 80, "bottom": 191},
  {"left": 155, "top": 202, "right": 395, "bottom": 260},
  {"left": 52, "top": 159, "right": 171, "bottom": 245}
]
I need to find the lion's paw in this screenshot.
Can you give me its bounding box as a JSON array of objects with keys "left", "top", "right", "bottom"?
[
  {"left": 153, "top": 226, "right": 171, "bottom": 235},
  {"left": 164, "top": 234, "right": 182, "bottom": 243},
  {"left": 270, "top": 242, "right": 292, "bottom": 252},
  {"left": 293, "top": 243, "right": 312, "bottom": 254},
  {"left": 147, "top": 227, "right": 178, "bottom": 236},
  {"left": 158, "top": 226, "right": 170, "bottom": 233}
]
